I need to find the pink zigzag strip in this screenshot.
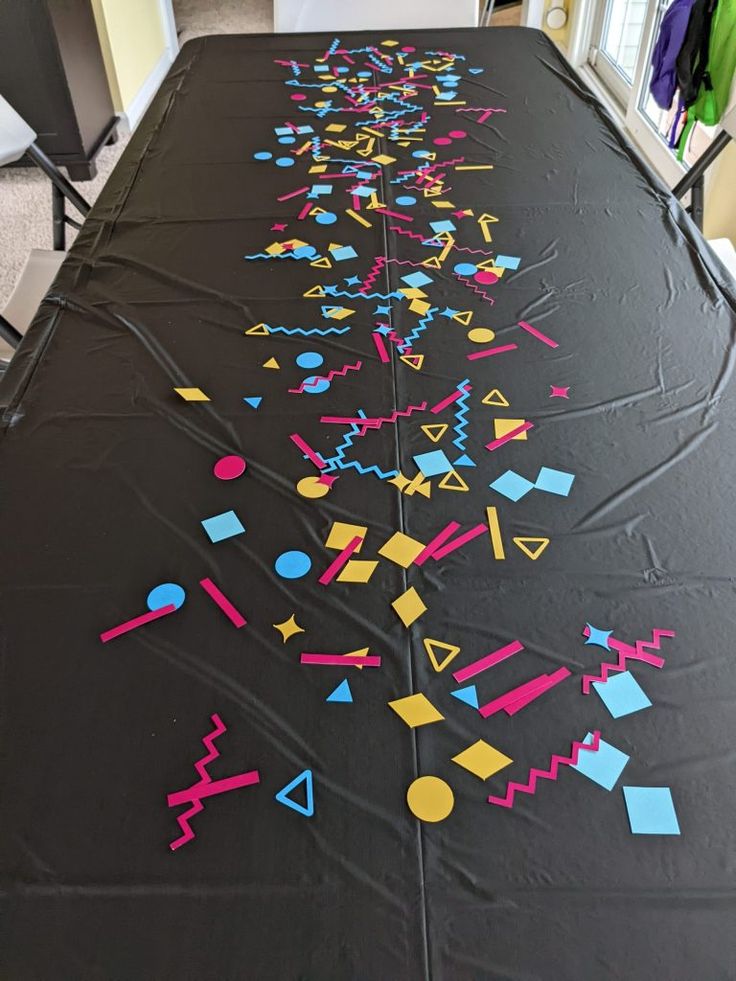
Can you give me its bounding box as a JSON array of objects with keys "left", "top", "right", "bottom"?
[
  {"left": 388, "top": 226, "right": 434, "bottom": 242},
  {"left": 288, "top": 360, "right": 363, "bottom": 394},
  {"left": 581, "top": 628, "right": 674, "bottom": 693},
  {"left": 359, "top": 257, "right": 429, "bottom": 294},
  {"left": 357, "top": 401, "right": 427, "bottom": 433},
  {"left": 169, "top": 714, "right": 227, "bottom": 850},
  {"left": 487, "top": 731, "right": 601, "bottom": 809},
  {"left": 457, "top": 274, "right": 495, "bottom": 304}
]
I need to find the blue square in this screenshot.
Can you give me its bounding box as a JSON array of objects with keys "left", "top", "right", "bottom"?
[
  {"left": 309, "top": 184, "right": 332, "bottom": 196},
  {"left": 429, "top": 220, "right": 456, "bottom": 234},
  {"left": 535, "top": 466, "right": 575, "bottom": 496},
  {"left": 201, "top": 510, "right": 245, "bottom": 543},
  {"left": 494, "top": 255, "right": 521, "bottom": 270},
  {"left": 593, "top": 670, "right": 652, "bottom": 719},
  {"left": 623, "top": 786, "right": 681, "bottom": 835},
  {"left": 351, "top": 185, "right": 375, "bottom": 198},
  {"left": 414, "top": 449, "right": 453, "bottom": 477},
  {"left": 401, "top": 271, "right": 433, "bottom": 289},
  {"left": 572, "top": 733, "right": 629, "bottom": 790},
  {"left": 330, "top": 245, "right": 358, "bottom": 262},
  {"left": 489, "top": 470, "right": 535, "bottom": 502}
]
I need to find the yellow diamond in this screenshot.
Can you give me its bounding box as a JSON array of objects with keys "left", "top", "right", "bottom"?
[
  {"left": 388, "top": 693, "right": 444, "bottom": 728},
  {"left": 451, "top": 740, "right": 513, "bottom": 780}
]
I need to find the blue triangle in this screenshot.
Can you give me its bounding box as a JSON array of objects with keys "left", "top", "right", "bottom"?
[
  {"left": 275, "top": 769, "right": 314, "bottom": 817},
  {"left": 243, "top": 396, "right": 262, "bottom": 409},
  {"left": 326, "top": 679, "right": 353, "bottom": 703},
  {"left": 451, "top": 685, "right": 479, "bottom": 709},
  {"left": 453, "top": 454, "right": 476, "bottom": 468},
  {"left": 469, "top": 67, "right": 484, "bottom": 74}
]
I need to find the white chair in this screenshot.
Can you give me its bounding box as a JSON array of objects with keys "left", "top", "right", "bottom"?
[{"left": 274, "top": 0, "right": 479, "bottom": 32}]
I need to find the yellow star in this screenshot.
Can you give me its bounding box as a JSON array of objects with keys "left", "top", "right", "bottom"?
[{"left": 273, "top": 614, "right": 305, "bottom": 643}]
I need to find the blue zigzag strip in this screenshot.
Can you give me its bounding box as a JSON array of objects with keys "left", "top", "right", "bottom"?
[
  {"left": 452, "top": 378, "right": 472, "bottom": 452},
  {"left": 322, "top": 287, "right": 404, "bottom": 300},
  {"left": 403, "top": 306, "right": 438, "bottom": 349},
  {"left": 243, "top": 252, "right": 320, "bottom": 263},
  {"left": 320, "top": 413, "right": 399, "bottom": 480},
  {"left": 269, "top": 325, "right": 351, "bottom": 337}
]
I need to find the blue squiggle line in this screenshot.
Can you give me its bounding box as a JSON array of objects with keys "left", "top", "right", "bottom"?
[
  {"left": 403, "top": 306, "right": 438, "bottom": 349},
  {"left": 269, "top": 325, "right": 351, "bottom": 337},
  {"left": 452, "top": 379, "right": 472, "bottom": 452},
  {"left": 320, "top": 412, "right": 399, "bottom": 480}
]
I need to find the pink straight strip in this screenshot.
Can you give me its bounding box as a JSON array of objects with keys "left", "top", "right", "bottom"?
[
  {"left": 301, "top": 653, "right": 382, "bottom": 667},
  {"left": 452, "top": 640, "right": 524, "bottom": 684},
  {"left": 375, "top": 208, "right": 413, "bottom": 222},
  {"left": 290, "top": 433, "right": 326, "bottom": 469},
  {"left": 276, "top": 186, "right": 309, "bottom": 202},
  {"left": 430, "top": 388, "right": 463, "bottom": 414},
  {"left": 319, "top": 536, "right": 363, "bottom": 585},
  {"left": 504, "top": 668, "right": 571, "bottom": 715},
  {"left": 372, "top": 332, "right": 390, "bottom": 363},
  {"left": 199, "top": 578, "right": 247, "bottom": 628},
  {"left": 100, "top": 604, "right": 176, "bottom": 643},
  {"left": 413, "top": 522, "right": 462, "bottom": 566},
  {"left": 518, "top": 320, "right": 559, "bottom": 348},
  {"left": 167, "top": 771, "right": 261, "bottom": 807},
  {"left": 466, "top": 343, "right": 518, "bottom": 361},
  {"left": 479, "top": 667, "right": 571, "bottom": 718},
  {"left": 297, "top": 202, "right": 312, "bottom": 220},
  {"left": 431, "top": 523, "right": 487, "bottom": 561},
  {"left": 485, "top": 422, "right": 534, "bottom": 452},
  {"left": 352, "top": 194, "right": 361, "bottom": 211},
  {"left": 320, "top": 416, "right": 370, "bottom": 426}
]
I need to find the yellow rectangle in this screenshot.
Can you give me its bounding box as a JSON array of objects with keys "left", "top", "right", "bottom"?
[{"left": 486, "top": 506, "right": 505, "bottom": 560}]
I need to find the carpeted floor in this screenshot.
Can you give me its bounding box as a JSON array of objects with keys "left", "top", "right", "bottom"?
[{"left": 0, "top": 0, "right": 520, "bottom": 314}]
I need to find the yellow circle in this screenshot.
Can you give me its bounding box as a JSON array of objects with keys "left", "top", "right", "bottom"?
[
  {"left": 406, "top": 776, "right": 454, "bottom": 823},
  {"left": 321, "top": 86, "right": 338, "bottom": 93},
  {"left": 296, "top": 476, "right": 330, "bottom": 499},
  {"left": 467, "top": 328, "right": 496, "bottom": 344}
]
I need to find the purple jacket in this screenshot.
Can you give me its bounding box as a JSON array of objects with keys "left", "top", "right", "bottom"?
[{"left": 650, "top": 0, "right": 698, "bottom": 109}]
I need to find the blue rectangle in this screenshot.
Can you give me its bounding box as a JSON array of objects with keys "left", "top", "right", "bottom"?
[
  {"left": 495, "top": 255, "right": 521, "bottom": 270},
  {"left": 623, "top": 786, "right": 681, "bottom": 835},
  {"left": 593, "top": 670, "right": 652, "bottom": 719},
  {"left": 489, "top": 470, "right": 535, "bottom": 502},
  {"left": 201, "top": 510, "right": 246, "bottom": 544},
  {"left": 572, "top": 733, "right": 629, "bottom": 791},
  {"left": 430, "top": 220, "right": 456, "bottom": 234},
  {"left": 534, "top": 466, "right": 575, "bottom": 496},
  {"left": 414, "top": 450, "right": 453, "bottom": 478},
  {"left": 401, "top": 271, "right": 434, "bottom": 288}
]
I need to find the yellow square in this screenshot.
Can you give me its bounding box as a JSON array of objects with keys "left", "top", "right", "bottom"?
[
  {"left": 399, "top": 287, "right": 428, "bottom": 299},
  {"left": 378, "top": 531, "right": 425, "bottom": 568},
  {"left": 325, "top": 123, "right": 346, "bottom": 132},
  {"left": 325, "top": 521, "right": 367, "bottom": 552},
  {"left": 337, "top": 559, "right": 378, "bottom": 583},
  {"left": 451, "top": 740, "right": 513, "bottom": 780},
  {"left": 409, "top": 299, "right": 431, "bottom": 316},
  {"left": 371, "top": 153, "right": 396, "bottom": 165},
  {"left": 174, "top": 387, "right": 209, "bottom": 401},
  {"left": 265, "top": 242, "right": 285, "bottom": 255},
  {"left": 493, "top": 419, "right": 528, "bottom": 441},
  {"left": 391, "top": 586, "right": 426, "bottom": 627},
  {"left": 388, "top": 693, "right": 444, "bottom": 728}
]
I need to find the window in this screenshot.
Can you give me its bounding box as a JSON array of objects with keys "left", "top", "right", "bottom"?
[{"left": 589, "top": 0, "right": 650, "bottom": 105}]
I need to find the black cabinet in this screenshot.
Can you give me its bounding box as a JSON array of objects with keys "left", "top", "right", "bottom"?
[{"left": 0, "top": 0, "right": 118, "bottom": 180}]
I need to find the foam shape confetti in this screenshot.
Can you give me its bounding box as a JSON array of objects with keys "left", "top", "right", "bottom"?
[
  {"left": 452, "top": 740, "right": 513, "bottom": 780},
  {"left": 488, "top": 732, "right": 601, "bottom": 809},
  {"left": 584, "top": 624, "right": 613, "bottom": 650},
  {"left": 437, "top": 469, "right": 469, "bottom": 492},
  {"left": 423, "top": 638, "right": 461, "bottom": 673},
  {"left": 406, "top": 776, "right": 454, "bottom": 823},
  {"left": 592, "top": 670, "right": 652, "bottom": 718},
  {"left": 481, "top": 388, "right": 510, "bottom": 407},
  {"left": 319, "top": 535, "right": 363, "bottom": 585},
  {"left": 275, "top": 769, "right": 314, "bottom": 817},
  {"left": 337, "top": 559, "right": 378, "bottom": 583},
  {"left": 273, "top": 614, "right": 305, "bottom": 643},
  {"left": 199, "top": 577, "right": 247, "bottom": 627},
  {"left": 326, "top": 679, "right": 353, "bottom": 703},
  {"left": 297, "top": 475, "right": 330, "bottom": 499},
  {"left": 486, "top": 506, "right": 505, "bottom": 559},
  {"left": 513, "top": 537, "right": 550, "bottom": 560},
  {"left": 147, "top": 582, "right": 186, "bottom": 612},
  {"left": 451, "top": 685, "right": 480, "bottom": 708},
  {"left": 622, "top": 786, "right": 680, "bottom": 835},
  {"left": 201, "top": 510, "right": 246, "bottom": 543},
  {"left": 213, "top": 455, "right": 246, "bottom": 480},
  {"left": 571, "top": 732, "right": 629, "bottom": 790},
  {"left": 100, "top": 603, "right": 176, "bottom": 644},
  {"left": 391, "top": 586, "right": 427, "bottom": 627},
  {"left": 453, "top": 640, "right": 524, "bottom": 684},
  {"left": 550, "top": 386, "right": 570, "bottom": 398},
  {"left": 243, "top": 396, "right": 262, "bottom": 409},
  {"left": 174, "top": 387, "right": 210, "bottom": 401},
  {"left": 388, "top": 693, "right": 444, "bottom": 728},
  {"left": 489, "top": 470, "right": 535, "bottom": 502},
  {"left": 263, "top": 357, "right": 280, "bottom": 369},
  {"left": 325, "top": 521, "right": 367, "bottom": 552},
  {"left": 414, "top": 449, "right": 453, "bottom": 477},
  {"left": 378, "top": 531, "right": 426, "bottom": 567},
  {"left": 534, "top": 466, "right": 575, "bottom": 496},
  {"left": 274, "top": 550, "right": 312, "bottom": 579},
  {"left": 493, "top": 418, "right": 529, "bottom": 441},
  {"left": 421, "top": 423, "right": 448, "bottom": 442}
]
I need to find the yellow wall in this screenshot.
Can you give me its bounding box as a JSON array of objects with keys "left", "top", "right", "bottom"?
[
  {"left": 91, "top": 0, "right": 167, "bottom": 112},
  {"left": 542, "top": 0, "right": 574, "bottom": 50},
  {"left": 704, "top": 141, "right": 736, "bottom": 242}
]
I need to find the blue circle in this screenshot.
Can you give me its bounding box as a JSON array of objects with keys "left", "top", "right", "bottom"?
[
  {"left": 454, "top": 262, "right": 477, "bottom": 277},
  {"left": 315, "top": 211, "right": 337, "bottom": 225},
  {"left": 412, "top": 150, "right": 432, "bottom": 159},
  {"left": 396, "top": 195, "right": 416, "bottom": 207},
  {"left": 444, "top": 78, "right": 458, "bottom": 87},
  {"left": 275, "top": 550, "right": 312, "bottom": 579},
  {"left": 357, "top": 71, "right": 372, "bottom": 78},
  {"left": 147, "top": 582, "right": 186, "bottom": 612},
  {"left": 296, "top": 351, "right": 324, "bottom": 369},
  {"left": 253, "top": 151, "right": 272, "bottom": 160},
  {"left": 275, "top": 156, "right": 295, "bottom": 167},
  {"left": 336, "top": 66, "right": 349, "bottom": 73},
  {"left": 302, "top": 375, "right": 331, "bottom": 394},
  {"left": 293, "top": 245, "right": 317, "bottom": 259},
  {"left": 278, "top": 135, "right": 296, "bottom": 144}
]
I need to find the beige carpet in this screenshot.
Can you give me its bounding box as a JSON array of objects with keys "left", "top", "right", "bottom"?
[{"left": 0, "top": 0, "right": 520, "bottom": 314}]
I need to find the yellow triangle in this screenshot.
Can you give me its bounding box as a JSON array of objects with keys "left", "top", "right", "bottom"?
[
  {"left": 346, "top": 646, "right": 370, "bottom": 670},
  {"left": 245, "top": 323, "right": 270, "bottom": 336},
  {"left": 452, "top": 310, "right": 473, "bottom": 326},
  {"left": 304, "top": 285, "right": 325, "bottom": 297},
  {"left": 476, "top": 258, "right": 499, "bottom": 271},
  {"left": 421, "top": 423, "right": 448, "bottom": 443},
  {"left": 263, "top": 357, "right": 280, "bottom": 369},
  {"left": 438, "top": 469, "right": 469, "bottom": 492},
  {"left": 482, "top": 388, "right": 510, "bottom": 407},
  {"left": 310, "top": 256, "right": 332, "bottom": 268},
  {"left": 415, "top": 479, "right": 432, "bottom": 499},
  {"left": 399, "top": 354, "right": 424, "bottom": 371},
  {"left": 422, "top": 256, "right": 443, "bottom": 269},
  {"left": 423, "top": 638, "right": 461, "bottom": 673},
  {"left": 513, "top": 537, "right": 550, "bottom": 560}
]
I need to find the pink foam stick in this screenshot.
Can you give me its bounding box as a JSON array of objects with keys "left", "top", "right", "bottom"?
[
  {"left": 199, "top": 578, "right": 247, "bottom": 628},
  {"left": 297, "top": 202, "right": 312, "bottom": 220},
  {"left": 318, "top": 535, "right": 363, "bottom": 585},
  {"left": 485, "top": 422, "right": 534, "bottom": 452},
  {"left": 372, "top": 332, "right": 390, "bottom": 363},
  {"left": 300, "top": 653, "right": 382, "bottom": 667},
  {"left": 374, "top": 208, "right": 413, "bottom": 222},
  {"left": 518, "top": 320, "right": 559, "bottom": 348},
  {"left": 414, "top": 521, "right": 461, "bottom": 566},
  {"left": 431, "top": 522, "right": 487, "bottom": 561},
  {"left": 504, "top": 669, "right": 571, "bottom": 715},
  {"left": 277, "top": 186, "right": 309, "bottom": 202},
  {"left": 167, "top": 770, "right": 261, "bottom": 807},
  {"left": 479, "top": 667, "right": 571, "bottom": 718},
  {"left": 452, "top": 640, "right": 524, "bottom": 684},
  {"left": 290, "top": 433, "right": 326, "bottom": 469},
  {"left": 430, "top": 388, "right": 463, "bottom": 414},
  {"left": 466, "top": 343, "right": 518, "bottom": 361},
  {"left": 100, "top": 603, "right": 176, "bottom": 643}
]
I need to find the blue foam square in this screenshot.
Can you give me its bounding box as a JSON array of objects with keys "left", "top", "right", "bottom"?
[
  {"left": 414, "top": 449, "right": 453, "bottom": 477},
  {"left": 535, "top": 466, "right": 576, "bottom": 496},
  {"left": 331, "top": 245, "right": 358, "bottom": 262},
  {"left": 401, "top": 270, "right": 434, "bottom": 288},
  {"left": 572, "top": 732, "right": 629, "bottom": 790},
  {"left": 494, "top": 255, "right": 521, "bottom": 270},
  {"left": 430, "top": 220, "right": 456, "bottom": 234},
  {"left": 351, "top": 185, "right": 376, "bottom": 197},
  {"left": 201, "top": 510, "right": 245, "bottom": 543},
  {"left": 593, "top": 670, "right": 652, "bottom": 719},
  {"left": 622, "top": 786, "right": 681, "bottom": 835},
  {"left": 489, "top": 470, "right": 535, "bottom": 502}
]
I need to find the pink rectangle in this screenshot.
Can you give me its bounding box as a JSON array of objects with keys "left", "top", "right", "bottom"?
[
  {"left": 452, "top": 640, "right": 524, "bottom": 684},
  {"left": 167, "top": 770, "right": 261, "bottom": 807},
  {"left": 319, "top": 536, "right": 363, "bottom": 585},
  {"left": 372, "top": 332, "right": 390, "bottom": 363},
  {"left": 290, "top": 433, "right": 326, "bottom": 469},
  {"left": 297, "top": 202, "right": 312, "bottom": 220},
  {"left": 276, "top": 186, "right": 309, "bottom": 202},
  {"left": 467, "top": 344, "right": 518, "bottom": 361},
  {"left": 375, "top": 208, "right": 413, "bottom": 222},
  {"left": 430, "top": 388, "right": 463, "bottom": 414},
  {"left": 479, "top": 667, "right": 571, "bottom": 718},
  {"left": 431, "top": 523, "right": 487, "bottom": 561},
  {"left": 414, "top": 521, "right": 461, "bottom": 566},
  {"left": 504, "top": 667, "right": 571, "bottom": 715},
  {"left": 485, "top": 422, "right": 534, "bottom": 452},
  {"left": 518, "top": 320, "right": 559, "bottom": 348},
  {"left": 100, "top": 604, "right": 176, "bottom": 643},
  {"left": 199, "top": 578, "right": 247, "bottom": 628},
  {"left": 300, "top": 653, "right": 382, "bottom": 667}
]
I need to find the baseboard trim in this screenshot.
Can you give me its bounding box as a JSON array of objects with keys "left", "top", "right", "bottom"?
[{"left": 117, "top": 49, "right": 175, "bottom": 135}]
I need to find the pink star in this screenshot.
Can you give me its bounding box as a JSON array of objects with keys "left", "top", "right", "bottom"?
[
  {"left": 452, "top": 209, "right": 471, "bottom": 219},
  {"left": 550, "top": 386, "right": 570, "bottom": 399},
  {"left": 271, "top": 223, "right": 288, "bottom": 231}
]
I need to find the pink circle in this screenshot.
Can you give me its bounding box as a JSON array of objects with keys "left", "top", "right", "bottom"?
[
  {"left": 401, "top": 46, "right": 416, "bottom": 53},
  {"left": 290, "top": 93, "right": 306, "bottom": 101},
  {"left": 433, "top": 136, "right": 452, "bottom": 146},
  {"left": 474, "top": 270, "right": 499, "bottom": 286},
  {"left": 213, "top": 455, "right": 247, "bottom": 480},
  {"left": 448, "top": 130, "right": 466, "bottom": 139}
]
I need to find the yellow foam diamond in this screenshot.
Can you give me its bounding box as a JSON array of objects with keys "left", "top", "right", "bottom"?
[
  {"left": 451, "top": 740, "right": 513, "bottom": 780},
  {"left": 391, "top": 586, "right": 426, "bottom": 627},
  {"left": 325, "top": 521, "right": 367, "bottom": 552},
  {"left": 174, "top": 387, "right": 209, "bottom": 401},
  {"left": 337, "top": 559, "right": 378, "bottom": 583},
  {"left": 493, "top": 419, "right": 528, "bottom": 441},
  {"left": 378, "top": 531, "right": 425, "bottom": 568},
  {"left": 388, "top": 693, "right": 444, "bottom": 728}
]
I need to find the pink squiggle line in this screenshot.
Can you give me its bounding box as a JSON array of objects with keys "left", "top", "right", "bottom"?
[
  {"left": 487, "top": 731, "right": 601, "bottom": 808},
  {"left": 451, "top": 244, "right": 496, "bottom": 257},
  {"left": 388, "top": 226, "right": 436, "bottom": 242},
  {"left": 456, "top": 274, "right": 495, "bottom": 304},
  {"left": 356, "top": 401, "right": 427, "bottom": 433},
  {"left": 456, "top": 106, "right": 508, "bottom": 125},
  {"left": 288, "top": 360, "right": 362, "bottom": 394},
  {"left": 170, "top": 799, "right": 204, "bottom": 851},
  {"left": 358, "top": 256, "right": 429, "bottom": 294},
  {"left": 169, "top": 714, "right": 226, "bottom": 850},
  {"left": 581, "top": 627, "right": 673, "bottom": 694}
]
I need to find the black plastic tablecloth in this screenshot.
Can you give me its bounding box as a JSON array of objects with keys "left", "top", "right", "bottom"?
[{"left": 1, "top": 27, "right": 735, "bottom": 981}]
